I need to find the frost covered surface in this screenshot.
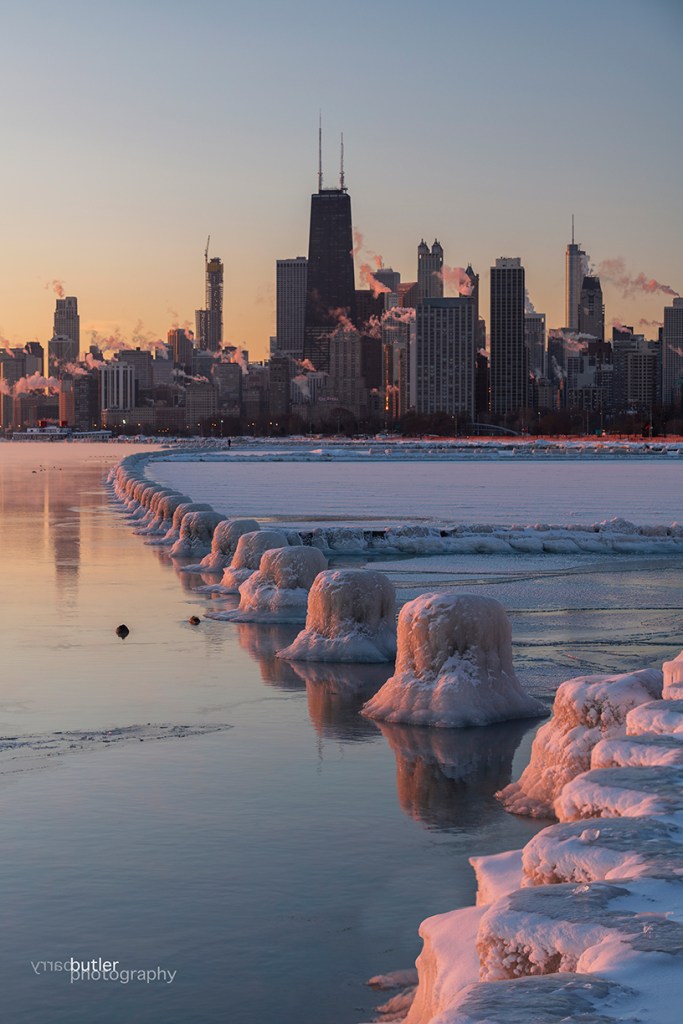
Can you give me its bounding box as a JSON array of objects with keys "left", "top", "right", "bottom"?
[
  {"left": 521, "top": 817, "right": 683, "bottom": 886},
  {"left": 592, "top": 732, "right": 683, "bottom": 769},
  {"left": 208, "top": 546, "right": 328, "bottom": 624},
  {"left": 183, "top": 518, "right": 261, "bottom": 573},
  {"left": 555, "top": 765, "right": 683, "bottom": 821},
  {"left": 277, "top": 569, "right": 397, "bottom": 663},
  {"left": 219, "top": 529, "right": 290, "bottom": 592},
  {"left": 498, "top": 668, "right": 663, "bottom": 818},
  {"left": 363, "top": 593, "right": 545, "bottom": 728},
  {"left": 149, "top": 501, "right": 215, "bottom": 546},
  {"left": 402, "top": 907, "right": 484, "bottom": 1024},
  {"left": 169, "top": 510, "right": 226, "bottom": 558},
  {"left": 663, "top": 651, "right": 683, "bottom": 699},
  {"left": 135, "top": 492, "right": 192, "bottom": 536},
  {"left": 626, "top": 698, "right": 683, "bottom": 736},
  {"left": 469, "top": 849, "right": 524, "bottom": 906}
]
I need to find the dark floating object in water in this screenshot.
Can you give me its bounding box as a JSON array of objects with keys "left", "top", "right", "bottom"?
[
  {"left": 188, "top": 616, "right": 201, "bottom": 626},
  {"left": 116, "top": 624, "right": 130, "bottom": 639}
]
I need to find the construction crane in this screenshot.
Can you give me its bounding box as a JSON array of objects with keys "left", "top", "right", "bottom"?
[{"left": 205, "top": 235, "right": 210, "bottom": 264}]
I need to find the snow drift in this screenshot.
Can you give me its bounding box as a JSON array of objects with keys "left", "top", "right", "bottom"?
[
  {"left": 277, "top": 568, "right": 397, "bottom": 663},
  {"left": 363, "top": 593, "right": 545, "bottom": 728}
]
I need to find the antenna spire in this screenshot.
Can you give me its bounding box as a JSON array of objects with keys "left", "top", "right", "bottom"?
[
  {"left": 340, "top": 132, "right": 345, "bottom": 190},
  {"left": 318, "top": 112, "right": 323, "bottom": 192}
]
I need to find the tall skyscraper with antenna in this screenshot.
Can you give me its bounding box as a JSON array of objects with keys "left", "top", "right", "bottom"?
[
  {"left": 302, "top": 125, "right": 356, "bottom": 373},
  {"left": 195, "top": 238, "right": 224, "bottom": 352},
  {"left": 565, "top": 216, "right": 588, "bottom": 332}
]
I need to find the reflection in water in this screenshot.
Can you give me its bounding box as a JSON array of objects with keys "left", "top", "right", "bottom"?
[
  {"left": 378, "top": 719, "right": 536, "bottom": 830},
  {"left": 235, "top": 621, "right": 303, "bottom": 689},
  {"left": 289, "top": 662, "right": 391, "bottom": 742}
]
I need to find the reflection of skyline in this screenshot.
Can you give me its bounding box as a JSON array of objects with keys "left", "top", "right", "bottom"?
[{"left": 378, "top": 719, "right": 536, "bottom": 830}]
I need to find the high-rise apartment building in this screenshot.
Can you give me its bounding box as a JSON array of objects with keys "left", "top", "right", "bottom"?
[
  {"left": 490, "top": 258, "right": 527, "bottom": 416},
  {"left": 417, "top": 240, "right": 444, "bottom": 302},
  {"left": 578, "top": 276, "right": 605, "bottom": 341},
  {"left": 382, "top": 307, "right": 415, "bottom": 421},
  {"left": 415, "top": 297, "right": 475, "bottom": 418},
  {"left": 303, "top": 181, "right": 356, "bottom": 374},
  {"left": 195, "top": 256, "right": 224, "bottom": 352},
  {"left": 168, "top": 328, "right": 194, "bottom": 371},
  {"left": 565, "top": 225, "right": 588, "bottom": 331},
  {"left": 276, "top": 257, "right": 308, "bottom": 358},
  {"left": 524, "top": 311, "right": 547, "bottom": 377},
  {"left": 100, "top": 363, "right": 135, "bottom": 412},
  {"left": 53, "top": 297, "right": 80, "bottom": 362},
  {"left": 662, "top": 298, "right": 683, "bottom": 409}
]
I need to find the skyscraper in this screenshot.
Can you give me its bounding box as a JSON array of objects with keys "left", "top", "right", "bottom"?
[
  {"left": 662, "top": 298, "right": 683, "bottom": 409},
  {"left": 415, "top": 297, "right": 475, "bottom": 418},
  {"left": 578, "top": 276, "right": 605, "bottom": 340},
  {"left": 565, "top": 221, "right": 588, "bottom": 331},
  {"left": 276, "top": 257, "right": 308, "bottom": 358},
  {"left": 195, "top": 253, "right": 224, "bottom": 352},
  {"left": 417, "top": 240, "right": 444, "bottom": 302},
  {"left": 490, "top": 257, "right": 527, "bottom": 416},
  {"left": 52, "top": 297, "right": 80, "bottom": 364},
  {"left": 302, "top": 148, "right": 356, "bottom": 374},
  {"left": 524, "top": 311, "right": 547, "bottom": 377}
]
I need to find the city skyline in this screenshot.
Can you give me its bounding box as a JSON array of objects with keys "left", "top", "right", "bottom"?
[{"left": 0, "top": 0, "right": 681, "bottom": 356}]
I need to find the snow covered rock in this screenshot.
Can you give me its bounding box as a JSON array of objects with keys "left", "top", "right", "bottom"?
[
  {"left": 362, "top": 593, "right": 544, "bottom": 728},
  {"left": 169, "top": 510, "right": 226, "bottom": 558},
  {"left": 521, "top": 816, "right": 683, "bottom": 887},
  {"left": 498, "top": 668, "right": 663, "bottom": 818},
  {"left": 220, "top": 529, "right": 290, "bottom": 593},
  {"left": 277, "top": 569, "right": 397, "bottom": 663},
  {"left": 209, "top": 546, "right": 327, "bottom": 623},
  {"left": 555, "top": 765, "right": 683, "bottom": 821},
  {"left": 184, "top": 518, "right": 261, "bottom": 573},
  {"left": 591, "top": 732, "right": 683, "bottom": 769},
  {"left": 626, "top": 699, "right": 683, "bottom": 737}
]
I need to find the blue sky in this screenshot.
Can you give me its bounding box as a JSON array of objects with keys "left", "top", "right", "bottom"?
[{"left": 0, "top": 0, "right": 681, "bottom": 355}]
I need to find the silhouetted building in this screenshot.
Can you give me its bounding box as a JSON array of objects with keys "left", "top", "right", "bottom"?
[
  {"left": 490, "top": 258, "right": 527, "bottom": 415},
  {"left": 382, "top": 307, "right": 415, "bottom": 421},
  {"left": 268, "top": 353, "right": 291, "bottom": 421},
  {"left": 117, "top": 348, "right": 153, "bottom": 397},
  {"left": 303, "top": 185, "right": 356, "bottom": 374},
  {"left": 578, "top": 276, "right": 604, "bottom": 341},
  {"left": 417, "top": 240, "right": 444, "bottom": 302},
  {"left": 662, "top": 298, "right": 683, "bottom": 409},
  {"left": 25, "top": 343, "right": 44, "bottom": 376},
  {"left": 416, "top": 297, "right": 476, "bottom": 418},
  {"left": 212, "top": 361, "right": 243, "bottom": 411},
  {"left": 475, "top": 351, "right": 489, "bottom": 416},
  {"left": 185, "top": 381, "right": 218, "bottom": 430},
  {"left": 59, "top": 373, "right": 100, "bottom": 430},
  {"left": 195, "top": 257, "right": 224, "bottom": 352},
  {"left": 612, "top": 332, "right": 659, "bottom": 412},
  {"left": 524, "top": 311, "right": 546, "bottom": 378},
  {"left": 100, "top": 363, "right": 135, "bottom": 412},
  {"left": 53, "top": 297, "right": 80, "bottom": 363},
  {"left": 565, "top": 226, "right": 588, "bottom": 332},
  {"left": 168, "top": 328, "right": 194, "bottom": 372},
  {"left": 373, "top": 267, "right": 401, "bottom": 294},
  {"left": 276, "top": 257, "right": 308, "bottom": 358}
]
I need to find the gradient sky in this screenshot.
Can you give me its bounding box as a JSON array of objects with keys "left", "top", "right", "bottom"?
[{"left": 0, "top": 0, "right": 681, "bottom": 358}]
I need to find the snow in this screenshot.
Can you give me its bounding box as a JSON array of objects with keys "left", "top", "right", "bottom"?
[
  {"left": 555, "top": 765, "right": 683, "bottom": 821},
  {"left": 276, "top": 569, "right": 397, "bottom": 663},
  {"left": 168, "top": 510, "right": 226, "bottom": 558},
  {"left": 362, "top": 593, "right": 545, "bottom": 728},
  {"left": 498, "top": 668, "right": 663, "bottom": 817},
  {"left": 219, "top": 529, "right": 290, "bottom": 592},
  {"left": 469, "top": 849, "right": 524, "bottom": 906},
  {"left": 134, "top": 492, "right": 192, "bottom": 537},
  {"left": 207, "top": 546, "right": 327, "bottom": 624},
  {"left": 663, "top": 651, "right": 683, "bottom": 699},
  {"left": 182, "top": 517, "right": 261, "bottom": 573},
  {"left": 626, "top": 698, "right": 683, "bottom": 736},
  {"left": 591, "top": 733, "right": 683, "bottom": 769},
  {"left": 148, "top": 501, "right": 215, "bottom": 547}
]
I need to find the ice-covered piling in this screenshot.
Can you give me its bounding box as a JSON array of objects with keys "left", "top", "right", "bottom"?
[
  {"left": 277, "top": 568, "right": 397, "bottom": 663},
  {"left": 185, "top": 518, "right": 261, "bottom": 573},
  {"left": 169, "top": 510, "right": 227, "bottom": 558},
  {"left": 363, "top": 593, "right": 544, "bottom": 728},
  {"left": 211, "top": 546, "right": 327, "bottom": 623},
  {"left": 219, "top": 529, "right": 291, "bottom": 593}
]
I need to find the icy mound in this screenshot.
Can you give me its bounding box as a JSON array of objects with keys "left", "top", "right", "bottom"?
[
  {"left": 209, "top": 546, "right": 328, "bottom": 624},
  {"left": 469, "top": 849, "right": 525, "bottom": 906},
  {"left": 521, "top": 816, "right": 683, "bottom": 886},
  {"left": 183, "top": 518, "right": 261, "bottom": 573},
  {"left": 663, "top": 651, "right": 683, "bottom": 699},
  {"left": 626, "top": 698, "right": 683, "bottom": 736},
  {"left": 134, "top": 488, "right": 182, "bottom": 533},
  {"left": 478, "top": 878, "right": 683, "bottom": 981},
  {"left": 592, "top": 732, "right": 683, "bottom": 769},
  {"left": 276, "top": 568, "right": 397, "bottom": 663},
  {"left": 150, "top": 501, "right": 214, "bottom": 546},
  {"left": 219, "top": 529, "right": 290, "bottom": 593},
  {"left": 169, "top": 510, "right": 226, "bottom": 558},
  {"left": 128, "top": 482, "right": 166, "bottom": 519},
  {"left": 437, "top": 973, "right": 630, "bottom": 1024},
  {"left": 136, "top": 492, "right": 192, "bottom": 536},
  {"left": 498, "top": 668, "right": 663, "bottom": 818},
  {"left": 363, "top": 593, "right": 545, "bottom": 728},
  {"left": 555, "top": 765, "right": 683, "bottom": 821}
]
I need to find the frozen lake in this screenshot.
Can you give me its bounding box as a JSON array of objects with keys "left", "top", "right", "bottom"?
[{"left": 1, "top": 443, "right": 682, "bottom": 1023}]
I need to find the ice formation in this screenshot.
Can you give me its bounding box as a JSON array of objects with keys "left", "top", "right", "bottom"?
[
  {"left": 135, "top": 491, "right": 192, "bottom": 537},
  {"left": 219, "top": 529, "right": 291, "bottom": 593},
  {"left": 184, "top": 518, "right": 261, "bottom": 573},
  {"left": 362, "top": 593, "right": 545, "bottom": 728},
  {"left": 401, "top": 649, "right": 683, "bottom": 1024},
  {"left": 663, "top": 651, "right": 683, "bottom": 698},
  {"left": 208, "top": 546, "right": 327, "bottom": 624},
  {"left": 276, "top": 568, "right": 397, "bottom": 663},
  {"left": 152, "top": 501, "right": 215, "bottom": 547},
  {"left": 169, "top": 510, "right": 227, "bottom": 558},
  {"left": 498, "top": 668, "right": 663, "bottom": 818}
]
